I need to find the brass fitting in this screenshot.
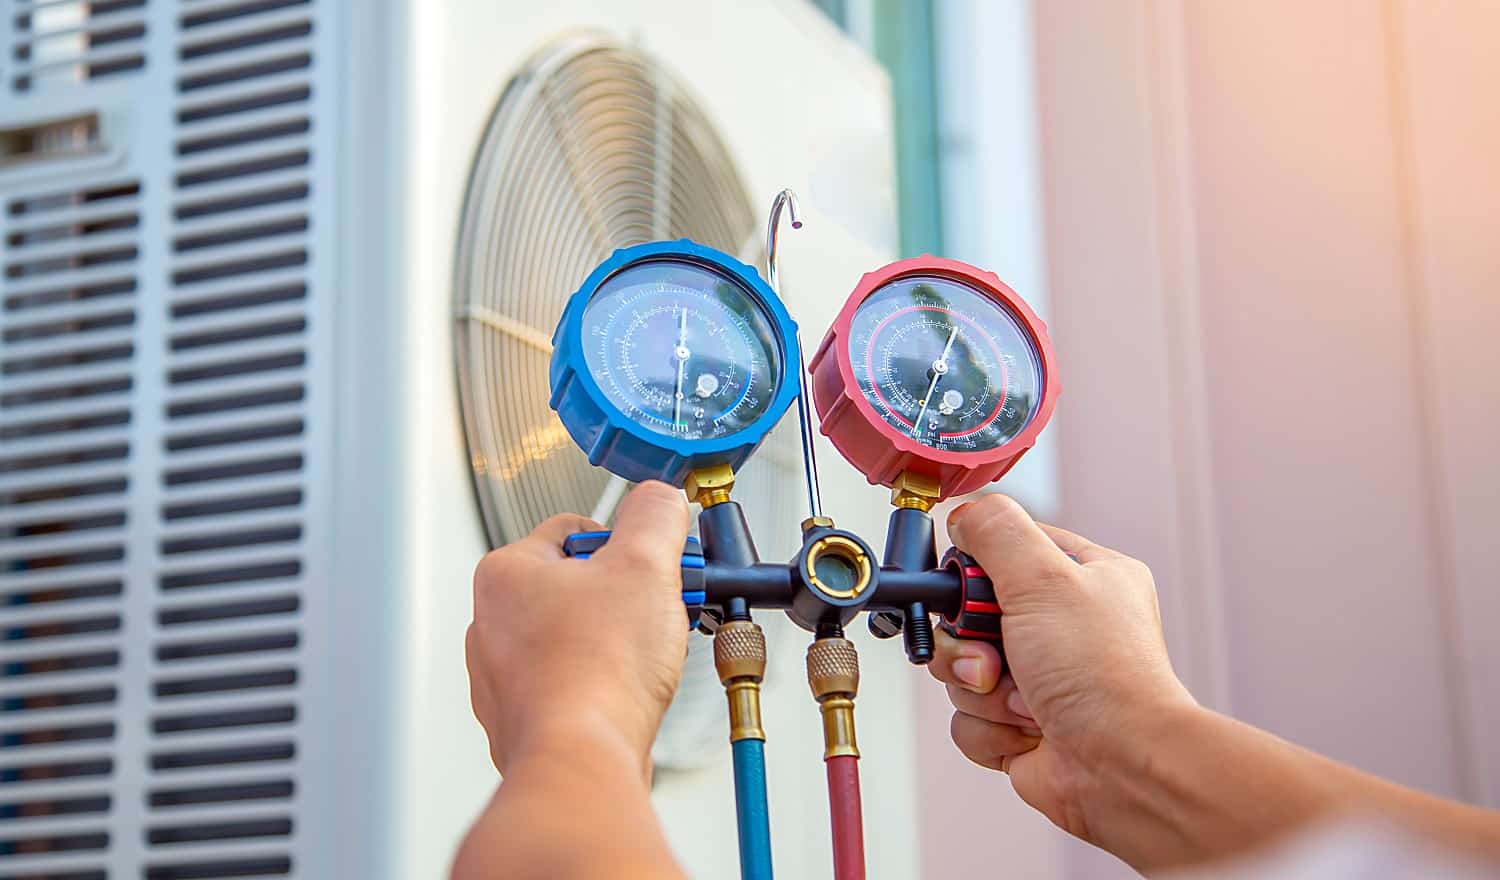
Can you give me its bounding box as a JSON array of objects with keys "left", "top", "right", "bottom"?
[
  {"left": 891, "top": 470, "right": 941, "bottom": 512},
  {"left": 806, "top": 637, "right": 860, "bottom": 759},
  {"left": 715, "top": 620, "right": 767, "bottom": 742},
  {"left": 685, "top": 464, "right": 735, "bottom": 508},
  {"left": 800, "top": 515, "right": 835, "bottom": 533},
  {"left": 803, "top": 533, "right": 874, "bottom": 600}
]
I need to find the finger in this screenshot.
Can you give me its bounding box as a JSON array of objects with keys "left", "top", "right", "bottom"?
[
  {"left": 1036, "top": 522, "right": 1123, "bottom": 565},
  {"left": 594, "top": 481, "right": 691, "bottom": 572},
  {"left": 513, "top": 513, "right": 605, "bottom": 561},
  {"left": 947, "top": 493, "right": 1076, "bottom": 605},
  {"left": 929, "top": 627, "right": 1003, "bottom": 694},
  {"left": 950, "top": 712, "right": 1042, "bottom": 772},
  {"left": 946, "top": 681, "right": 1039, "bottom": 732}
]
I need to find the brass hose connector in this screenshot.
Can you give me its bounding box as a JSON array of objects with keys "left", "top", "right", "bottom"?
[
  {"left": 806, "top": 637, "right": 860, "bottom": 759},
  {"left": 715, "top": 620, "right": 768, "bottom": 742}
]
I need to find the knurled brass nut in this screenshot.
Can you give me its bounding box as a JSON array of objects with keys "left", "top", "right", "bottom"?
[
  {"left": 714, "top": 620, "right": 767, "bottom": 683},
  {"left": 806, "top": 637, "right": 859, "bottom": 699}
]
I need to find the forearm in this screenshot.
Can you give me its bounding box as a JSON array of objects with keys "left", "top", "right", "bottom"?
[
  {"left": 451, "top": 732, "right": 686, "bottom": 880},
  {"left": 1084, "top": 704, "right": 1500, "bottom": 873}
]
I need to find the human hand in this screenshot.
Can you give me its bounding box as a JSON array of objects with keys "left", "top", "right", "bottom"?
[
  {"left": 465, "top": 481, "right": 692, "bottom": 781},
  {"left": 929, "top": 494, "right": 1197, "bottom": 844}
]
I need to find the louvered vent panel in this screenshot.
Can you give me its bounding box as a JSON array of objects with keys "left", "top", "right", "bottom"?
[
  {"left": 1, "top": 179, "right": 140, "bottom": 879},
  {"left": 8, "top": 0, "right": 149, "bottom": 93},
  {"left": 146, "top": 1, "right": 314, "bottom": 877}
]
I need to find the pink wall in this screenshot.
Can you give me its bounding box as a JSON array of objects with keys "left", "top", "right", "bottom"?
[{"left": 917, "top": 2, "right": 1500, "bottom": 877}]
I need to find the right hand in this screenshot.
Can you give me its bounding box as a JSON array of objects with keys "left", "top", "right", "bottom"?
[{"left": 930, "top": 494, "right": 1197, "bottom": 844}]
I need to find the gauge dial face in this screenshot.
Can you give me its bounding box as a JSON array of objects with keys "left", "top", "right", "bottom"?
[
  {"left": 582, "top": 259, "right": 783, "bottom": 441},
  {"left": 847, "top": 275, "right": 1044, "bottom": 452}
]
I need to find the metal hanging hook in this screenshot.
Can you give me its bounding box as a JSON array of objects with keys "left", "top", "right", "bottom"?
[{"left": 765, "top": 189, "right": 824, "bottom": 521}]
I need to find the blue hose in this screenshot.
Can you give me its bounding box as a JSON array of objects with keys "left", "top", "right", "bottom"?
[{"left": 730, "top": 738, "right": 774, "bottom": 880}]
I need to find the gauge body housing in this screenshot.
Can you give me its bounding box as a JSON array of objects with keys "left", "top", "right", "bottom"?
[
  {"left": 550, "top": 240, "right": 801, "bottom": 486},
  {"left": 809, "top": 256, "right": 1060, "bottom": 501}
]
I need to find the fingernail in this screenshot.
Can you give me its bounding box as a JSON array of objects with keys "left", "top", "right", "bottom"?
[
  {"left": 947, "top": 503, "right": 973, "bottom": 533},
  {"left": 952, "top": 657, "right": 983, "bottom": 690},
  {"left": 1006, "top": 688, "right": 1033, "bottom": 720}
]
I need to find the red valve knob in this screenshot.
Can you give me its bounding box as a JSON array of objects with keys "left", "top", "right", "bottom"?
[{"left": 939, "top": 547, "right": 1004, "bottom": 663}]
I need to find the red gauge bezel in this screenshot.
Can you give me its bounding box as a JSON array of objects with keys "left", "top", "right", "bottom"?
[{"left": 809, "top": 256, "right": 1061, "bottom": 501}]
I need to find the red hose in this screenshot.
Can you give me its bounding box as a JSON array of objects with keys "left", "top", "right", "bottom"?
[{"left": 826, "top": 755, "right": 866, "bottom": 880}]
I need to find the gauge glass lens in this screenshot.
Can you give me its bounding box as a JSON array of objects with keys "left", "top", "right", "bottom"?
[
  {"left": 582, "top": 259, "right": 782, "bottom": 440},
  {"left": 847, "top": 275, "right": 1044, "bottom": 452}
]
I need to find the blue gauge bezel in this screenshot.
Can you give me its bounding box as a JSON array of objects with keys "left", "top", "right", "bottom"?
[{"left": 549, "top": 239, "right": 801, "bottom": 486}]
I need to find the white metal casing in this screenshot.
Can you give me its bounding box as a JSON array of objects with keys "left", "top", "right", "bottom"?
[{"left": 0, "top": 1, "right": 906, "bottom": 877}]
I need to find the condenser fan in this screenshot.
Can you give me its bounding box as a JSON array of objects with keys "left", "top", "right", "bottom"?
[
  {"left": 454, "top": 35, "right": 758, "bottom": 546},
  {"left": 454, "top": 35, "right": 801, "bottom": 767}
]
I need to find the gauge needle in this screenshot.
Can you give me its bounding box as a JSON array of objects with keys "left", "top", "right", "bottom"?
[
  {"left": 911, "top": 324, "right": 959, "bottom": 437},
  {"left": 673, "top": 307, "right": 689, "bottom": 429}
]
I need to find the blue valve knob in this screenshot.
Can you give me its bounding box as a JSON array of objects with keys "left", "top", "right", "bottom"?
[{"left": 562, "top": 530, "right": 707, "bottom": 629}]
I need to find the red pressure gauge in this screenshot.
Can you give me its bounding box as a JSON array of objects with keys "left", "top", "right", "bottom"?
[{"left": 809, "top": 257, "right": 1060, "bottom": 501}]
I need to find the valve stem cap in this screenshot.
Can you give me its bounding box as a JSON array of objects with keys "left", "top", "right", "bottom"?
[
  {"left": 806, "top": 637, "right": 860, "bottom": 700},
  {"left": 714, "top": 620, "right": 767, "bottom": 683}
]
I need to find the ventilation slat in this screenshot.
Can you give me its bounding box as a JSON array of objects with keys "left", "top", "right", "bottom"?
[
  {"left": 173, "top": 215, "right": 308, "bottom": 256},
  {"left": 174, "top": 136, "right": 310, "bottom": 185},
  {"left": 145, "top": 852, "right": 291, "bottom": 879},
  {"left": 4, "top": 203, "right": 141, "bottom": 244},
  {"left": 163, "top": 413, "right": 303, "bottom": 454},
  {"left": 0, "top": 595, "right": 121, "bottom": 629},
  {"left": 0, "top": 409, "right": 129, "bottom": 446},
  {"left": 15, "top": 5, "right": 147, "bottom": 41},
  {"left": 0, "top": 356, "right": 135, "bottom": 393},
  {"left": 175, "top": 34, "right": 307, "bottom": 81},
  {"left": 153, "top": 665, "right": 296, "bottom": 698},
  {"left": 0, "top": 774, "right": 112, "bottom": 805},
  {"left": 167, "top": 350, "right": 305, "bottom": 390},
  {"left": 0, "top": 544, "right": 124, "bottom": 581},
  {"left": 11, "top": 44, "right": 146, "bottom": 79},
  {"left": 179, "top": 0, "right": 310, "bottom": 30},
  {"left": 176, "top": 75, "right": 311, "bottom": 126},
  {"left": 0, "top": 738, "right": 117, "bottom": 770},
  {"left": 0, "top": 852, "right": 112, "bottom": 878},
  {"left": 156, "top": 555, "right": 301, "bottom": 593},
  {"left": 2, "top": 262, "right": 142, "bottom": 301},
  {"left": 172, "top": 108, "right": 314, "bottom": 158},
  {"left": 1, "top": 638, "right": 121, "bottom": 670},
  {"left": 177, "top": 10, "right": 312, "bottom": 60},
  {"left": 0, "top": 376, "right": 130, "bottom": 413},
  {"left": 173, "top": 175, "right": 309, "bottom": 222},
  {"left": 1, "top": 227, "right": 140, "bottom": 266},
  {"left": 0, "top": 428, "right": 129, "bottom": 464},
  {"left": 160, "top": 486, "right": 302, "bottom": 523},
  {"left": 140, "top": 761, "right": 296, "bottom": 792},
  {"left": 154, "top": 587, "right": 300, "bottom": 628},
  {"left": 161, "top": 440, "right": 301, "bottom": 476},
  {"left": 145, "top": 693, "right": 301, "bottom": 726},
  {"left": 163, "top": 305, "right": 305, "bottom": 346},
  {"left": 0, "top": 460, "right": 127, "bottom": 495},
  {"left": 0, "top": 701, "right": 117, "bottom": 734}
]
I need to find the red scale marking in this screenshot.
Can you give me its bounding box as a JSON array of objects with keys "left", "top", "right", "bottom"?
[{"left": 864, "top": 305, "right": 1010, "bottom": 439}]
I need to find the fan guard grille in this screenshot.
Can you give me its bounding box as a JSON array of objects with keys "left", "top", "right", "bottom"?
[{"left": 454, "top": 37, "right": 759, "bottom": 547}]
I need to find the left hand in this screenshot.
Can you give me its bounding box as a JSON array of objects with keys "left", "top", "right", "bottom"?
[{"left": 465, "top": 481, "right": 693, "bottom": 780}]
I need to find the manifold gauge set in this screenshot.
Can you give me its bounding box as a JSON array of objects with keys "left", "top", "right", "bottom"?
[{"left": 544, "top": 192, "right": 1058, "bottom": 880}]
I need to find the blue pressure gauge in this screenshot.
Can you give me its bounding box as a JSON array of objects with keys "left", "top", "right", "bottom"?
[{"left": 549, "top": 240, "right": 801, "bottom": 486}]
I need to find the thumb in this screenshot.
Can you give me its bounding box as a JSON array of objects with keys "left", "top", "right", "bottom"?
[
  {"left": 947, "top": 494, "right": 1076, "bottom": 608},
  {"left": 595, "top": 481, "right": 691, "bottom": 572}
]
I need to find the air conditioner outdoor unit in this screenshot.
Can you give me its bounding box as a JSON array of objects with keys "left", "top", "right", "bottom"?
[{"left": 0, "top": 1, "right": 909, "bottom": 877}]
